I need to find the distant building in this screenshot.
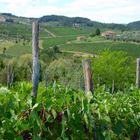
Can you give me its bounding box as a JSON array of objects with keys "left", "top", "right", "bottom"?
[
  {"left": 0, "top": 16, "right": 6, "bottom": 22},
  {"left": 73, "top": 23, "right": 81, "bottom": 28},
  {"left": 101, "top": 31, "right": 117, "bottom": 38}
]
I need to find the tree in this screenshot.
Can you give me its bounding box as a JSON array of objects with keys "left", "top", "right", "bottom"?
[
  {"left": 92, "top": 50, "right": 135, "bottom": 91},
  {"left": 53, "top": 45, "right": 60, "bottom": 53},
  {"left": 45, "top": 58, "right": 83, "bottom": 89},
  {"left": 95, "top": 28, "right": 101, "bottom": 36},
  {"left": 2, "top": 47, "right": 6, "bottom": 55}
]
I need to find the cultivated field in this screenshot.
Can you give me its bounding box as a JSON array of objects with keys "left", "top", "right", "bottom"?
[{"left": 1, "top": 23, "right": 140, "bottom": 58}]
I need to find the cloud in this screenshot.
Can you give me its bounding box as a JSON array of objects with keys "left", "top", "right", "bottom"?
[
  {"left": 0, "top": 0, "right": 140, "bottom": 23},
  {"left": 47, "top": 0, "right": 61, "bottom": 4},
  {"left": 0, "top": 0, "right": 32, "bottom": 5},
  {"left": 64, "top": 0, "right": 140, "bottom": 23}
]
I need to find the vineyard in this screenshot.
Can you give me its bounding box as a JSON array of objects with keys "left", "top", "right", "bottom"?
[
  {"left": 0, "top": 82, "right": 140, "bottom": 140},
  {"left": 0, "top": 20, "right": 140, "bottom": 140}
]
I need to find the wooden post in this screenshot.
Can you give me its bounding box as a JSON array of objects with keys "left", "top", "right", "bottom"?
[
  {"left": 82, "top": 60, "right": 94, "bottom": 94},
  {"left": 7, "top": 64, "right": 10, "bottom": 88},
  {"left": 10, "top": 66, "right": 14, "bottom": 86},
  {"left": 136, "top": 58, "right": 140, "bottom": 88},
  {"left": 112, "top": 80, "right": 114, "bottom": 93},
  {"left": 31, "top": 21, "right": 40, "bottom": 97}
]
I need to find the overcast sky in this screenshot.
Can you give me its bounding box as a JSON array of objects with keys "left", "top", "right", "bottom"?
[{"left": 0, "top": 0, "right": 140, "bottom": 23}]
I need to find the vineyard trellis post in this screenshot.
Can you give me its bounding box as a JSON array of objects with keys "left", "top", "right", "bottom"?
[
  {"left": 112, "top": 80, "right": 114, "bottom": 93},
  {"left": 7, "top": 64, "right": 10, "bottom": 88},
  {"left": 82, "top": 60, "right": 94, "bottom": 94},
  {"left": 136, "top": 58, "right": 140, "bottom": 88},
  {"left": 31, "top": 21, "right": 40, "bottom": 98},
  {"left": 10, "top": 66, "right": 14, "bottom": 86}
]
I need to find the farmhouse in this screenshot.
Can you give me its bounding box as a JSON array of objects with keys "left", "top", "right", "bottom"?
[
  {"left": 0, "top": 16, "right": 6, "bottom": 22},
  {"left": 73, "top": 23, "right": 81, "bottom": 28},
  {"left": 101, "top": 31, "right": 117, "bottom": 38}
]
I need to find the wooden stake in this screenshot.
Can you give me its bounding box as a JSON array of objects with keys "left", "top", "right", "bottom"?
[
  {"left": 31, "top": 21, "right": 40, "bottom": 97},
  {"left": 82, "top": 60, "right": 94, "bottom": 94},
  {"left": 10, "top": 66, "right": 14, "bottom": 86},
  {"left": 7, "top": 64, "right": 10, "bottom": 88},
  {"left": 112, "top": 80, "right": 114, "bottom": 93},
  {"left": 136, "top": 58, "right": 140, "bottom": 88}
]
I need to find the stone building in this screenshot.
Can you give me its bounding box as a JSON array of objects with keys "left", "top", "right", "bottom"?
[{"left": 0, "top": 16, "right": 6, "bottom": 22}]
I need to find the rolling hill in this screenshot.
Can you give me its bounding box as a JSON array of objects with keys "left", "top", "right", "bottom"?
[
  {"left": 0, "top": 13, "right": 140, "bottom": 30},
  {"left": 127, "top": 21, "right": 140, "bottom": 30}
]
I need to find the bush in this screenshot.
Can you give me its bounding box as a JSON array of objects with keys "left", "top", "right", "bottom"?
[
  {"left": 45, "top": 58, "right": 83, "bottom": 89},
  {"left": 52, "top": 45, "right": 60, "bottom": 53},
  {"left": 90, "top": 32, "right": 96, "bottom": 37},
  {"left": 95, "top": 28, "right": 101, "bottom": 36}
]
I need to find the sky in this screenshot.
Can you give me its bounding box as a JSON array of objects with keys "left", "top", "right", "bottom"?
[{"left": 0, "top": 0, "right": 140, "bottom": 23}]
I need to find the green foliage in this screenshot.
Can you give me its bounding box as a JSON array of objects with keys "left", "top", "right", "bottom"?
[
  {"left": 0, "top": 54, "right": 33, "bottom": 84},
  {"left": 52, "top": 45, "right": 60, "bottom": 53},
  {"left": 92, "top": 50, "right": 135, "bottom": 91},
  {"left": 0, "top": 82, "right": 140, "bottom": 139},
  {"left": 90, "top": 32, "right": 96, "bottom": 37},
  {"left": 90, "top": 28, "right": 101, "bottom": 37},
  {"left": 45, "top": 58, "right": 83, "bottom": 89},
  {"left": 95, "top": 28, "right": 101, "bottom": 36},
  {"left": 40, "top": 47, "right": 60, "bottom": 65},
  {"left": 2, "top": 47, "right": 6, "bottom": 55}
]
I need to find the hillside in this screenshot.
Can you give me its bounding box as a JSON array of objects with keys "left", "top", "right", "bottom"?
[
  {"left": 39, "top": 15, "right": 127, "bottom": 30},
  {"left": 39, "top": 15, "right": 103, "bottom": 27},
  {"left": 38, "top": 15, "right": 139, "bottom": 30},
  {"left": 127, "top": 21, "right": 140, "bottom": 30},
  {"left": 0, "top": 13, "right": 140, "bottom": 30},
  {"left": 0, "top": 13, "right": 35, "bottom": 24}
]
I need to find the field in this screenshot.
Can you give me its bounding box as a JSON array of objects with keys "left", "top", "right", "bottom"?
[{"left": 1, "top": 23, "right": 140, "bottom": 58}]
